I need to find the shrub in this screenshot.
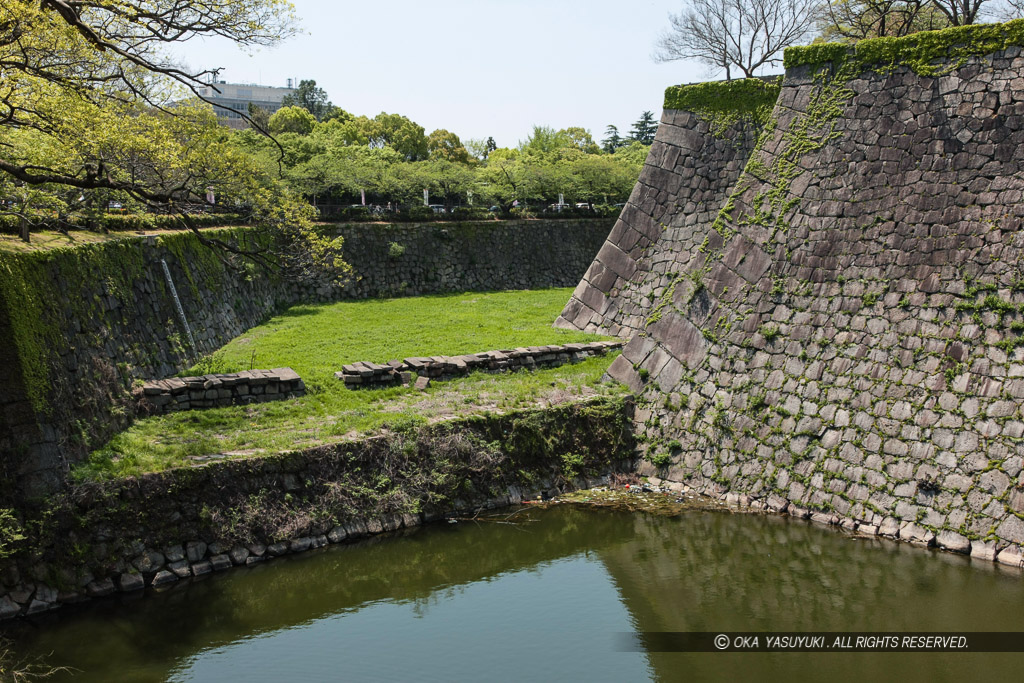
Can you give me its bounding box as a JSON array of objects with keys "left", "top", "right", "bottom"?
[{"left": 387, "top": 241, "right": 406, "bottom": 259}]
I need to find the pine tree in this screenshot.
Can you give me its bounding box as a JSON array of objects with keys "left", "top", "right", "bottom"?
[
  {"left": 602, "top": 125, "right": 623, "bottom": 153},
  {"left": 629, "top": 112, "right": 658, "bottom": 145}
]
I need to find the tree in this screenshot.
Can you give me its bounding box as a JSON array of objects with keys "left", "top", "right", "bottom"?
[
  {"left": 269, "top": 106, "right": 317, "bottom": 135},
  {"left": 653, "top": 0, "right": 824, "bottom": 79},
  {"left": 520, "top": 126, "right": 568, "bottom": 155},
  {"left": 281, "top": 79, "right": 337, "bottom": 121},
  {"left": 0, "top": 0, "right": 348, "bottom": 276},
  {"left": 247, "top": 102, "right": 272, "bottom": 132},
  {"left": 820, "top": 0, "right": 949, "bottom": 40},
  {"left": 427, "top": 129, "right": 471, "bottom": 163},
  {"left": 560, "top": 127, "right": 601, "bottom": 154},
  {"left": 0, "top": 0, "right": 298, "bottom": 194},
  {"left": 996, "top": 0, "right": 1024, "bottom": 19},
  {"left": 465, "top": 138, "right": 491, "bottom": 160},
  {"left": 371, "top": 113, "right": 428, "bottom": 161},
  {"left": 929, "top": 0, "right": 989, "bottom": 23},
  {"left": 629, "top": 112, "right": 658, "bottom": 145},
  {"left": 602, "top": 125, "right": 624, "bottom": 153}
]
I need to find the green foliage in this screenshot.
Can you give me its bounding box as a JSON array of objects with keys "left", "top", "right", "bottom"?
[
  {"left": 269, "top": 106, "right": 317, "bottom": 135},
  {"left": 560, "top": 452, "right": 587, "bottom": 479},
  {"left": 427, "top": 129, "right": 471, "bottom": 163},
  {"left": 760, "top": 324, "right": 781, "bottom": 343},
  {"left": 663, "top": 78, "right": 783, "bottom": 137},
  {"left": 628, "top": 111, "right": 658, "bottom": 145},
  {"left": 784, "top": 19, "right": 1024, "bottom": 75},
  {"left": 0, "top": 509, "right": 25, "bottom": 559},
  {"left": 387, "top": 241, "right": 406, "bottom": 259},
  {"left": 648, "top": 452, "right": 673, "bottom": 468},
  {"left": 280, "top": 80, "right": 341, "bottom": 122}
]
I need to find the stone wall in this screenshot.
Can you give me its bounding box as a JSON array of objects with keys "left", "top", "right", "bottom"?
[
  {"left": 563, "top": 24, "right": 1024, "bottom": 564},
  {"left": 337, "top": 341, "right": 623, "bottom": 388},
  {"left": 555, "top": 81, "right": 778, "bottom": 337},
  {"left": 0, "top": 219, "right": 611, "bottom": 497},
  {"left": 138, "top": 368, "right": 305, "bottom": 414},
  {"left": 0, "top": 397, "right": 634, "bottom": 619}
]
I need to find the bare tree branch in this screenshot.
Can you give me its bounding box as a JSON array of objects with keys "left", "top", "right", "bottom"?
[{"left": 653, "top": 0, "right": 825, "bottom": 79}]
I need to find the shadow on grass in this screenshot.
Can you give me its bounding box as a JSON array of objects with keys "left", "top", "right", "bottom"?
[{"left": 275, "top": 305, "right": 321, "bottom": 318}]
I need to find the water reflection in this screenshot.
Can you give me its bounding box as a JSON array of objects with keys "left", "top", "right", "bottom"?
[{"left": 6, "top": 507, "right": 1023, "bottom": 682}]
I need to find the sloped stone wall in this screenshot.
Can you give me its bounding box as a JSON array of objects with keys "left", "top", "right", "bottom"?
[
  {"left": 566, "top": 25, "right": 1024, "bottom": 564},
  {"left": 555, "top": 108, "right": 766, "bottom": 337}
]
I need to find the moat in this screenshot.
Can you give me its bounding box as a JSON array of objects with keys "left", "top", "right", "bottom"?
[{"left": 8, "top": 504, "right": 1023, "bottom": 682}]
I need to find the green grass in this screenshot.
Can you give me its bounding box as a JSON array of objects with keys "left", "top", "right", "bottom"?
[{"left": 76, "top": 288, "right": 624, "bottom": 480}]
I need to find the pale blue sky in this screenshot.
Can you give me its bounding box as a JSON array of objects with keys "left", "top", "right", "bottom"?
[{"left": 173, "top": 0, "right": 712, "bottom": 147}]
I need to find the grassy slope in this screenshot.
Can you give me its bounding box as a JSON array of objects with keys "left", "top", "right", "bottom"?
[{"left": 78, "top": 288, "right": 624, "bottom": 479}]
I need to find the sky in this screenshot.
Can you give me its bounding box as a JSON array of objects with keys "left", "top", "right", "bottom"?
[{"left": 171, "top": 0, "right": 710, "bottom": 148}]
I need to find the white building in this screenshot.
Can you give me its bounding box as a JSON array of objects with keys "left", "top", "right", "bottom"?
[{"left": 195, "top": 80, "right": 297, "bottom": 129}]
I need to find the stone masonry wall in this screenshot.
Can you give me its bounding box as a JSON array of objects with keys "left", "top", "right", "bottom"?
[
  {"left": 0, "top": 219, "right": 610, "bottom": 497},
  {"left": 567, "top": 29, "right": 1024, "bottom": 566},
  {"left": 555, "top": 110, "right": 764, "bottom": 337},
  {"left": 138, "top": 368, "right": 305, "bottom": 414},
  {"left": 0, "top": 397, "right": 634, "bottom": 619}
]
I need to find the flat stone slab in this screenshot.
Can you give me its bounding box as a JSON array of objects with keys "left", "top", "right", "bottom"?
[
  {"left": 340, "top": 341, "right": 623, "bottom": 389},
  {"left": 139, "top": 367, "right": 305, "bottom": 414}
]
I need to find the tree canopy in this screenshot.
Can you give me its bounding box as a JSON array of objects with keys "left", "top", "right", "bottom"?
[
  {"left": 0, "top": 0, "right": 349, "bottom": 277},
  {"left": 281, "top": 79, "right": 345, "bottom": 121}
]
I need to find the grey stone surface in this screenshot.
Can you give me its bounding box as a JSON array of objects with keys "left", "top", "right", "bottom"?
[
  {"left": 117, "top": 573, "right": 145, "bottom": 592},
  {"left": 139, "top": 369, "right": 305, "bottom": 414},
  {"left": 563, "top": 48, "right": 1024, "bottom": 554},
  {"left": 339, "top": 342, "right": 622, "bottom": 388}
]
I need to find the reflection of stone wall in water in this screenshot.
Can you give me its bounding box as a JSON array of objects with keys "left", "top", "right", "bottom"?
[
  {"left": 561, "top": 24, "right": 1024, "bottom": 561},
  {"left": 597, "top": 511, "right": 1023, "bottom": 680}
]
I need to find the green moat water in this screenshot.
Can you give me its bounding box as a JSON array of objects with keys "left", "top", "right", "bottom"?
[{"left": 7, "top": 505, "right": 1024, "bottom": 682}]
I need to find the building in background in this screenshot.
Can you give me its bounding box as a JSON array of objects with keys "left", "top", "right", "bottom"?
[{"left": 196, "top": 79, "right": 298, "bottom": 129}]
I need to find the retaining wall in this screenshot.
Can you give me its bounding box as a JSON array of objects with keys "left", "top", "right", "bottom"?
[
  {"left": 0, "top": 397, "right": 634, "bottom": 619},
  {"left": 0, "top": 219, "right": 611, "bottom": 497},
  {"left": 562, "top": 22, "right": 1024, "bottom": 563}
]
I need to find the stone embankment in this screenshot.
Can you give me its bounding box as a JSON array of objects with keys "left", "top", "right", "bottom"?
[
  {"left": 559, "top": 22, "right": 1024, "bottom": 566},
  {"left": 0, "top": 397, "right": 635, "bottom": 619},
  {"left": 138, "top": 368, "right": 305, "bottom": 413},
  {"left": 337, "top": 341, "right": 623, "bottom": 388},
  {"left": 0, "top": 218, "right": 610, "bottom": 495}
]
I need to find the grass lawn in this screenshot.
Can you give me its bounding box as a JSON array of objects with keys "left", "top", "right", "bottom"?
[{"left": 77, "top": 288, "right": 624, "bottom": 480}]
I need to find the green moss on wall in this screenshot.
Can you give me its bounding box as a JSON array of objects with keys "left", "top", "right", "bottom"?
[
  {"left": 784, "top": 19, "right": 1024, "bottom": 75},
  {"left": 663, "top": 77, "right": 783, "bottom": 137},
  {"left": 0, "top": 227, "right": 274, "bottom": 417}
]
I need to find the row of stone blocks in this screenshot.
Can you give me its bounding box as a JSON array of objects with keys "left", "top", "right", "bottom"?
[
  {"left": 335, "top": 341, "right": 624, "bottom": 388},
  {"left": 138, "top": 368, "right": 305, "bottom": 413}
]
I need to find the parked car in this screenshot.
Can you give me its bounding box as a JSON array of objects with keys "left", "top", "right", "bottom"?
[
  {"left": 428, "top": 204, "right": 446, "bottom": 214},
  {"left": 547, "top": 203, "right": 571, "bottom": 212}
]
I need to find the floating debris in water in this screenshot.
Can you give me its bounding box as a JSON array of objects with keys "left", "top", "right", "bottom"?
[{"left": 550, "top": 486, "right": 726, "bottom": 516}]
